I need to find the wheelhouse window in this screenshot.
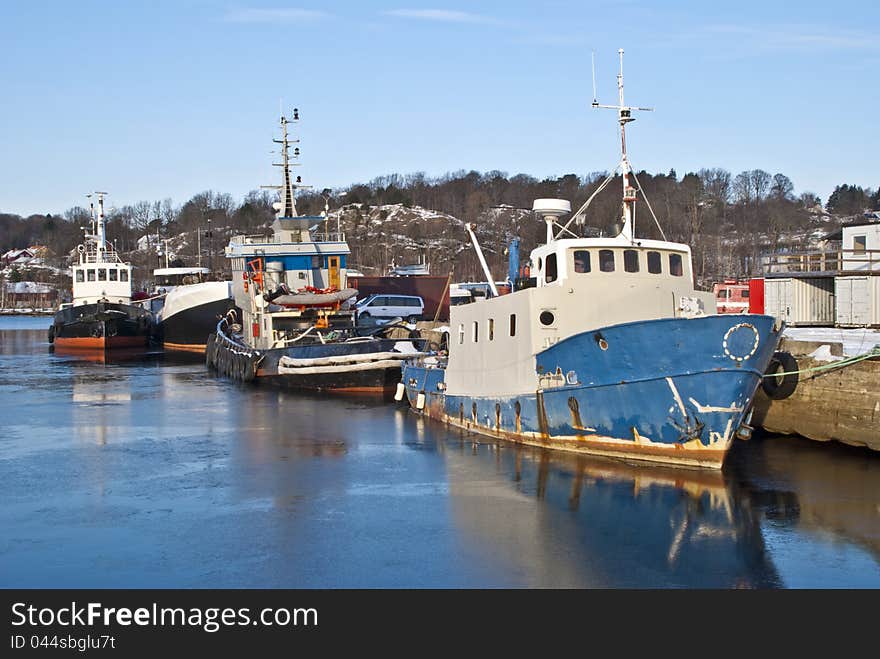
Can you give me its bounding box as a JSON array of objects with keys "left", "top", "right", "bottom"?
[
  {"left": 509, "top": 313, "right": 516, "bottom": 337},
  {"left": 854, "top": 235, "right": 867, "bottom": 252},
  {"left": 599, "top": 249, "right": 615, "bottom": 272},
  {"left": 109, "top": 268, "right": 118, "bottom": 281},
  {"left": 87, "top": 269, "right": 96, "bottom": 281},
  {"left": 573, "top": 250, "right": 590, "bottom": 273},
  {"left": 545, "top": 253, "right": 557, "bottom": 283},
  {"left": 647, "top": 251, "right": 662, "bottom": 274},
  {"left": 458, "top": 323, "right": 465, "bottom": 345},
  {"left": 669, "top": 253, "right": 683, "bottom": 277},
  {"left": 623, "top": 250, "right": 640, "bottom": 273},
  {"left": 120, "top": 270, "right": 129, "bottom": 282},
  {"left": 75, "top": 270, "right": 84, "bottom": 283},
  {"left": 98, "top": 268, "right": 107, "bottom": 281}
]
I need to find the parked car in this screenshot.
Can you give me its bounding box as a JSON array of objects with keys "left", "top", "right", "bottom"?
[{"left": 355, "top": 294, "right": 424, "bottom": 322}]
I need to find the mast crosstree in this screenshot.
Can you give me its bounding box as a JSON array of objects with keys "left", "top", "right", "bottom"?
[
  {"left": 563, "top": 49, "right": 666, "bottom": 242},
  {"left": 261, "top": 108, "right": 312, "bottom": 219}
]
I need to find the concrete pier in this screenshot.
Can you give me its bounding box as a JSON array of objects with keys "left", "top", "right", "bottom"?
[{"left": 751, "top": 339, "right": 880, "bottom": 452}]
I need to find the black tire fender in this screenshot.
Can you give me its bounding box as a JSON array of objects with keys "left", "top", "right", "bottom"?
[{"left": 761, "top": 351, "right": 799, "bottom": 400}]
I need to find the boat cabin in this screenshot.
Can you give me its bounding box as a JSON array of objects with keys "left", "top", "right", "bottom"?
[
  {"left": 152, "top": 267, "right": 210, "bottom": 290},
  {"left": 444, "top": 231, "right": 716, "bottom": 397},
  {"left": 70, "top": 254, "right": 132, "bottom": 306},
  {"left": 226, "top": 217, "right": 352, "bottom": 350}
]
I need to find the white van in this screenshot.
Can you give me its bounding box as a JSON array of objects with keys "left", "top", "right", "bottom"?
[{"left": 355, "top": 294, "right": 424, "bottom": 322}]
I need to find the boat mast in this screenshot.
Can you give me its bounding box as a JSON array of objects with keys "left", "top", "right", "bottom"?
[
  {"left": 261, "top": 109, "right": 310, "bottom": 219},
  {"left": 592, "top": 49, "right": 652, "bottom": 241},
  {"left": 95, "top": 191, "right": 109, "bottom": 261}
]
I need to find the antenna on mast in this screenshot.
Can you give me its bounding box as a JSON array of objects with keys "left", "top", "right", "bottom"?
[
  {"left": 591, "top": 48, "right": 653, "bottom": 242},
  {"left": 260, "top": 107, "right": 311, "bottom": 218},
  {"left": 94, "top": 191, "right": 109, "bottom": 256},
  {"left": 591, "top": 50, "right": 598, "bottom": 106}
]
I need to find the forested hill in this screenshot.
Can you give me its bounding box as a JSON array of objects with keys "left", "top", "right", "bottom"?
[{"left": 2, "top": 169, "right": 878, "bottom": 288}]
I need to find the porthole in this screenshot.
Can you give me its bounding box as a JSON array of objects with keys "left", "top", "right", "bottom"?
[{"left": 539, "top": 311, "right": 555, "bottom": 326}]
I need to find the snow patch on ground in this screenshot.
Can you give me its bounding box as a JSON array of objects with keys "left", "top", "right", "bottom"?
[
  {"left": 807, "top": 344, "right": 842, "bottom": 362},
  {"left": 783, "top": 326, "right": 880, "bottom": 357}
]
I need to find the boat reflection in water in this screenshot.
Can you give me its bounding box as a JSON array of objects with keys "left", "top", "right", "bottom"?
[
  {"left": 52, "top": 345, "right": 164, "bottom": 365},
  {"left": 726, "top": 434, "right": 880, "bottom": 581},
  {"left": 412, "top": 419, "right": 781, "bottom": 588}
]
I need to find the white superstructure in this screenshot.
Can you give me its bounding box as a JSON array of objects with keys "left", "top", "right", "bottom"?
[
  {"left": 445, "top": 234, "right": 715, "bottom": 397},
  {"left": 443, "top": 50, "right": 715, "bottom": 398},
  {"left": 69, "top": 192, "right": 133, "bottom": 306},
  {"left": 224, "top": 109, "right": 353, "bottom": 350}
]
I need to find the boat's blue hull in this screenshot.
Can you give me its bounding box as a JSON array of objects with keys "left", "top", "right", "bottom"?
[{"left": 401, "top": 314, "right": 782, "bottom": 468}]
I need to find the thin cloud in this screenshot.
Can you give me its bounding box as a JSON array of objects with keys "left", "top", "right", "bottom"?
[
  {"left": 224, "top": 8, "right": 330, "bottom": 23},
  {"left": 384, "top": 9, "right": 500, "bottom": 25},
  {"left": 706, "top": 24, "right": 879, "bottom": 52},
  {"left": 515, "top": 33, "right": 588, "bottom": 47}
]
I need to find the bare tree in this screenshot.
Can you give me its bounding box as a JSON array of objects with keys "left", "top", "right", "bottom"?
[
  {"left": 732, "top": 171, "right": 753, "bottom": 205},
  {"left": 771, "top": 173, "right": 794, "bottom": 201},
  {"left": 751, "top": 169, "right": 771, "bottom": 202}
]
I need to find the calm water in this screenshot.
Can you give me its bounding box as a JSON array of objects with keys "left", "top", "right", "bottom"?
[{"left": 1, "top": 316, "right": 878, "bottom": 588}]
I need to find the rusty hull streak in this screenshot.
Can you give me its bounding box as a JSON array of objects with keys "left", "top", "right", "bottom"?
[
  {"left": 416, "top": 392, "right": 728, "bottom": 469},
  {"left": 535, "top": 390, "right": 551, "bottom": 439}
]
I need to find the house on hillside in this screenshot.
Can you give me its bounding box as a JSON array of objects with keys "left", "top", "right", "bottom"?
[
  {"left": 27, "top": 244, "right": 52, "bottom": 259},
  {"left": 2, "top": 281, "right": 59, "bottom": 309},
  {"left": 1, "top": 248, "right": 36, "bottom": 267}
]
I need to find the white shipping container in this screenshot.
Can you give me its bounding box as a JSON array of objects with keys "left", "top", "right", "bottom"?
[
  {"left": 763, "top": 277, "right": 835, "bottom": 326},
  {"left": 835, "top": 276, "right": 880, "bottom": 327}
]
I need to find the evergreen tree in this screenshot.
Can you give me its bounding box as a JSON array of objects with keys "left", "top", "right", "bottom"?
[{"left": 827, "top": 184, "right": 869, "bottom": 215}]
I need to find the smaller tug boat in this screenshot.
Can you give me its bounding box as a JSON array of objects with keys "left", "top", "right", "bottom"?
[
  {"left": 206, "top": 109, "right": 419, "bottom": 393},
  {"left": 49, "top": 192, "right": 153, "bottom": 351}
]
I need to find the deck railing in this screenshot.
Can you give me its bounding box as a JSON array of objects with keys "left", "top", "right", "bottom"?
[
  {"left": 233, "top": 231, "right": 347, "bottom": 245},
  {"left": 762, "top": 249, "right": 880, "bottom": 275}
]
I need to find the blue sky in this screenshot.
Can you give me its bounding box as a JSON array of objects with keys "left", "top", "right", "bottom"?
[{"left": 1, "top": 1, "right": 878, "bottom": 216}]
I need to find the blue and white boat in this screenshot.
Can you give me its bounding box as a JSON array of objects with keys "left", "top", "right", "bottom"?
[
  {"left": 207, "top": 109, "right": 419, "bottom": 393},
  {"left": 398, "top": 51, "right": 784, "bottom": 468}
]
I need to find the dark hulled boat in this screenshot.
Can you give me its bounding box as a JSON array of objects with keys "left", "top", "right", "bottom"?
[
  {"left": 49, "top": 192, "right": 153, "bottom": 351},
  {"left": 51, "top": 301, "right": 152, "bottom": 350}
]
